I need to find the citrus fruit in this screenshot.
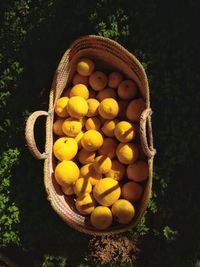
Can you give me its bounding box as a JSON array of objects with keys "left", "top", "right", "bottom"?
[
  {"left": 105, "top": 160, "right": 125, "bottom": 181},
  {"left": 77, "top": 58, "right": 95, "bottom": 76},
  {"left": 127, "top": 160, "right": 148, "bottom": 182},
  {"left": 111, "top": 199, "right": 135, "bottom": 224},
  {"left": 81, "top": 130, "right": 103, "bottom": 151},
  {"left": 67, "top": 96, "right": 88, "bottom": 119},
  {"left": 114, "top": 121, "right": 135, "bottom": 143},
  {"left": 89, "top": 71, "right": 108, "bottom": 91},
  {"left": 61, "top": 184, "right": 75, "bottom": 195},
  {"left": 126, "top": 98, "right": 146, "bottom": 121},
  {"left": 89, "top": 89, "right": 97, "bottom": 98},
  {"left": 118, "top": 80, "right": 138, "bottom": 100},
  {"left": 78, "top": 149, "right": 96, "bottom": 165},
  {"left": 108, "top": 71, "right": 123, "bottom": 88},
  {"left": 90, "top": 206, "right": 113, "bottom": 230},
  {"left": 72, "top": 73, "right": 89, "bottom": 86},
  {"left": 101, "top": 119, "right": 119, "bottom": 137},
  {"left": 98, "top": 98, "right": 119, "bottom": 119},
  {"left": 93, "top": 155, "right": 112, "bottom": 174},
  {"left": 55, "top": 160, "right": 79, "bottom": 186},
  {"left": 53, "top": 137, "right": 78, "bottom": 161},
  {"left": 87, "top": 98, "right": 100, "bottom": 117},
  {"left": 62, "top": 118, "right": 82, "bottom": 137},
  {"left": 98, "top": 138, "right": 118, "bottom": 159},
  {"left": 75, "top": 194, "right": 96, "bottom": 215},
  {"left": 53, "top": 119, "right": 65, "bottom": 136},
  {"left": 80, "top": 164, "right": 102, "bottom": 186},
  {"left": 122, "top": 181, "right": 143, "bottom": 202},
  {"left": 85, "top": 117, "right": 101, "bottom": 131},
  {"left": 74, "top": 177, "right": 92, "bottom": 196},
  {"left": 55, "top": 97, "right": 69, "bottom": 118},
  {"left": 74, "top": 131, "right": 84, "bottom": 149},
  {"left": 97, "top": 88, "right": 117, "bottom": 101},
  {"left": 116, "top": 143, "right": 138, "bottom": 164},
  {"left": 93, "top": 178, "right": 121, "bottom": 206},
  {"left": 70, "top": 84, "right": 89, "bottom": 99}
]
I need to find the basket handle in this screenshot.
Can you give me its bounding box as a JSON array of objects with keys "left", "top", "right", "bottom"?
[
  {"left": 140, "top": 108, "right": 156, "bottom": 159},
  {"left": 25, "top": 111, "right": 49, "bottom": 160}
]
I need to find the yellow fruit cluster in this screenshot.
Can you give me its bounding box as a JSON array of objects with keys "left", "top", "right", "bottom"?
[{"left": 53, "top": 58, "right": 148, "bottom": 230}]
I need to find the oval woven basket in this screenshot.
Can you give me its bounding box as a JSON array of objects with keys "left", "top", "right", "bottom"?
[{"left": 25, "top": 35, "right": 155, "bottom": 235}]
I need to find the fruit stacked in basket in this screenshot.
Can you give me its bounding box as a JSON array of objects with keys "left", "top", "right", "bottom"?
[{"left": 53, "top": 58, "right": 148, "bottom": 230}]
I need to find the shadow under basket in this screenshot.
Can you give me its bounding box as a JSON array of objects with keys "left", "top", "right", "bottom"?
[{"left": 25, "top": 35, "right": 155, "bottom": 235}]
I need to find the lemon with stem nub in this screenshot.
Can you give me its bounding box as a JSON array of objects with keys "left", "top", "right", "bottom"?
[
  {"left": 53, "top": 137, "right": 78, "bottom": 161},
  {"left": 55, "top": 97, "right": 69, "bottom": 118},
  {"left": 98, "top": 98, "right": 119, "bottom": 119},
  {"left": 81, "top": 130, "right": 103, "bottom": 151}
]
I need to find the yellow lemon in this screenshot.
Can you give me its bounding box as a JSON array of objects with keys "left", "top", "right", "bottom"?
[
  {"left": 55, "top": 97, "right": 69, "bottom": 118},
  {"left": 93, "top": 178, "right": 121, "bottom": 206},
  {"left": 126, "top": 98, "right": 146, "bottom": 121},
  {"left": 67, "top": 96, "right": 88, "bottom": 119},
  {"left": 77, "top": 58, "right": 95, "bottom": 76},
  {"left": 98, "top": 138, "right": 118, "bottom": 159},
  {"left": 114, "top": 121, "right": 135, "bottom": 143},
  {"left": 81, "top": 130, "right": 103, "bottom": 151},
  {"left": 70, "top": 84, "right": 89, "bottom": 99},
  {"left": 55, "top": 160, "right": 79, "bottom": 186},
  {"left": 111, "top": 199, "right": 135, "bottom": 224},
  {"left": 80, "top": 164, "right": 102, "bottom": 186},
  {"left": 72, "top": 73, "right": 89, "bottom": 86},
  {"left": 87, "top": 98, "right": 100, "bottom": 117},
  {"left": 61, "top": 184, "right": 75, "bottom": 195},
  {"left": 122, "top": 181, "right": 143, "bottom": 202},
  {"left": 108, "top": 71, "right": 123, "bottom": 88},
  {"left": 78, "top": 149, "right": 96, "bottom": 164},
  {"left": 75, "top": 193, "right": 96, "bottom": 215},
  {"left": 85, "top": 117, "right": 101, "bottom": 131},
  {"left": 53, "top": 137, "right": 78, "bottom": 161},
  {"left": 105, "top": 160, "right": 126, "bottom": 181},
  {"left": 116, "top": 143, "right": 138, "bottom": 164},
  {"left": 62, "top": 87, "right": 71, "bottom": 98},
  {"left": 90, "top": 206, "right": 112, "bottom": 230},
  {"left": 89, "top": 71, "right": 108, "bottom": 91},
  {"left": 53, "top": 119, "right": 65, "bottom": 136},
  {"left": 62, "top": 118, "right": 82, "bottom": 137},
  {"left": 98, "top": 98, "right": 119, "bottom": 119},
  {"left": 74, "top": 177, "right": 92, "bottom": 196},
  {"left": 74, "top": 131, "right": 84, "bottom": 149},
  {"left": 118, "top": 80, "right": 138, "bottom": 100},
  {"left": 101, "top": 119, "right": 119, "bottom": 137},
  {"left": 127, "top": 160, "right": 148, "bottom": 182},
  {"left": 96, "top": 88, "right": 117, "bottom": 102},
  {"left": 93, "top": 155, "right": 112, "bottom": 174}
]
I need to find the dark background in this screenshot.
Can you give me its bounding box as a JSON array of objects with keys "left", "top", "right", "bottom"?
[{"left": 0, "top": 0, "right": 199, "bottom": 266}]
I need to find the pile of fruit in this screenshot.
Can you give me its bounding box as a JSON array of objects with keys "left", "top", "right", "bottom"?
[{"left": 53, "top": 58, "right": 148, "bottom": 230}]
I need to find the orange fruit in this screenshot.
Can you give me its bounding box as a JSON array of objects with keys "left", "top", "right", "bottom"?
[
  {"left": 127, "top": 160, "right": 148, "bottom": 182},
  {"left": 72, "top": 73, "right": 89, "bottom": 86},
  {"left": 108, "top": 71, "right": 123, "bottom": 88},
  {"left": 121, "top": 181, "right": 143, "bottom": 202},
  {"left": 89, "top": 71, "right": 108, "bottom": 91},
  {"left": 118, "top": 80, "right": 138, "bottom": 100},
  {"left": 126, "top": 98, "right": 146, "bottom": 121}
]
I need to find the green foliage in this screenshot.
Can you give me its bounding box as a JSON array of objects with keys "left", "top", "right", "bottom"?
[
  {"left": 163, "top": 226, "right": 178, "bottom": 243},
  {"left": 0, "top": 149, "right": 20, "bottom": 247},
  {"left": 42, "top": 254, "right": 67, "bottom": 267}
]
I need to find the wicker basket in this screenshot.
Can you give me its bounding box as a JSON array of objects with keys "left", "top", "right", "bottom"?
[{"left": 25, "top": 35, "right": 155, "bottom": 235}]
